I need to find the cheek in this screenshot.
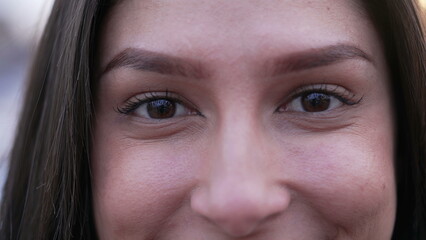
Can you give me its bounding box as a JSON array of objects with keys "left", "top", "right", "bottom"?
[
  {"left": 286, "top": 130, "right": 396, "bottom": 234},
  {"left": 91, "top": 105, "right": 396, "bottom": 238},
  {"left": 91, "top": 135, "right": 199, "bottom": 237}
]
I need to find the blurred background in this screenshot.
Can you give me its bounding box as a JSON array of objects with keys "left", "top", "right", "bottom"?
[
  {"left": 0, "top": 0, "right": 54, "bottom": 194},
  {"left": 0, "top": 0, "right": 425, "bottom": 195}
]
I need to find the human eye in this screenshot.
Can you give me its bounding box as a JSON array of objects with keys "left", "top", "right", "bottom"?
[
  {"left": 277, "top": 84, "right": 362, "bottom": 113},
  {"left": 116, "top": 91, "right": 200, "bottom": 120}
]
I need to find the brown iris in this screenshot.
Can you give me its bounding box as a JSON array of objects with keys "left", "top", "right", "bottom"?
[
  {"left": 301, "top": 92, "right": 331, "bottom": 112},
  {"left": 146, "top": 99, "right": 176, "bottom": 118}
]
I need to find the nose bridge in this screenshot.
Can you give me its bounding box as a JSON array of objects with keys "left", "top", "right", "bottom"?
[
  {"left": 218, "top": 111, "right": 262, "bottom": 174},
  {"left": 211, "top": 109, "right": 274, "bottom": 198},
  {"left": 190, "top": 108, "right": 290, "bottom": 237},
  {"left": 207, "top": 81, "right": 273, "bottom": 185}
]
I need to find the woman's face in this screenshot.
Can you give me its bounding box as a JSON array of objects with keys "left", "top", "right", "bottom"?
[{"left": 92, "top": 0, "right": 396, "bottom": 239}]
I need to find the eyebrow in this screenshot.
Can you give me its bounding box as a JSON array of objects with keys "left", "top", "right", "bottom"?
[
  {"left": 101, "top": 44, "right": 372, "bottom": 78},
  {"left": 102, "top": 48, "right": 207, "bottom": 78},
  {"left": 268, "top": 44, "right": 373, "bottom": 76}
]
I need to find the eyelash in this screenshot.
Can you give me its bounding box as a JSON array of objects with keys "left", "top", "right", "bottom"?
[
  {"left": 116, "top": 84, "right": 362, "bottom": 116},
  {"left": 288, "top": 84, "right": 362, "bottom": 106},
  {"left": 116, "top": 91, "right": 186, "bottom": 115}
]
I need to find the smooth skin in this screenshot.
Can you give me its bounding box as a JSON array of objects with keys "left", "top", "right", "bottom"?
[{"left": 92, "top": 0, "right": 396, "bottom": 239}]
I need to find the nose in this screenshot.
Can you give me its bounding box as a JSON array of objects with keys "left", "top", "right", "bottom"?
[{"left": 190, "top": 120, "right": 290, "bottom": 237}]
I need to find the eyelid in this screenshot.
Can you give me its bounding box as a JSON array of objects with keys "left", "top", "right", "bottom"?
[
  {"left": 116, "top": 91, "right": 200, "bottom": 116},
  {"left": 276, "top": 83, "right": 363, "bottom": 113},
  {"left": 290, "top": 84, "right": 361, "bottom": 105}
]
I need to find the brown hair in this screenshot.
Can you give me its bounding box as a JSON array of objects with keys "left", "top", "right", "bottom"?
[
  {"left": 361, "top": 1, "right": 426, "bottom": 238},
  {"left": 1, "top": 0, "right": 425, "bottom": 239}
]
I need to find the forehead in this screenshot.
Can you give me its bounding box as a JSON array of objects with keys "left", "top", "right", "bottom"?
[{"left": 99, "top": 0, "right": 380, "bottom": 71}]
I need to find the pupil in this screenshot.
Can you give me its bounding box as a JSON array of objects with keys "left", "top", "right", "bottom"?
[
  {"left": 302, "top": 93, "right": 331, "bottom": 112},
  {"left": 147, "top": 99, "right": 176, "bottom": 118}
]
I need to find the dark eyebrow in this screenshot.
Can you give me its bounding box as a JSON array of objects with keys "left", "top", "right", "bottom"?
[
  {"left": 101, "top": 48, "right": 207, "bottom": 78},
  {"left": 267, "top": 44, "right": 373, "bottom": 76},
  {"left": 101, "top": 44, "right": 372, "bottom": 79}
]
